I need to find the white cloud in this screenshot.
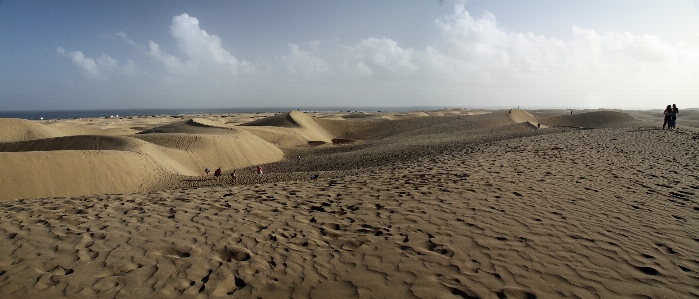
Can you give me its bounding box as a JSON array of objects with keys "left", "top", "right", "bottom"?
[
  {"left": 352, "top": 37, "right": 419, "bottom": 73},
  {"left": 436, "top": 8, "right": 510, "bottom": 69},
  {"left": 97, "top": 54, "right": 117, "bottom": 69},
  {"left": 410, "top": 4, "right": 699, "bottom": 107},
  {"left": 279, "top": 43, "right": 329, "bottom": 77},
  {"left": 149, "top": 40, "right": 185, "bottom": 74},
  {"left": 55, "top": 7, "right": 699, "bottom": 109},
  {"left": 56, "top": 47, "right": 102, "bottom": 78},
  {"left": 355, "top": 61, "right": 373, "bottom": 77},
  {"left": 116, "top": 31, "right": 141, "bottom": 50},
  {"left": 148, "top": 13, "right": 244, "bottom": 75},
  {"left": 57, "top": 47, "right": 139, "bottom": 80}
]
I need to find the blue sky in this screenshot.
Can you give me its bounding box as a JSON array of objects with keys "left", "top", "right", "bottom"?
[{"left": 1, "top": 1, "right": 698, "bottom": 111}]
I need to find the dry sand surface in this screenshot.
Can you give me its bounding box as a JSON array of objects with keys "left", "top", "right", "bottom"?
[{"left": 1, "top": 109, "right": 698, "bottom": 298}]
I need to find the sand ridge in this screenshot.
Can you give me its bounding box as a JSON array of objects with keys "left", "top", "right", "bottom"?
[
  {"left": 239, "top": 111, "right": 334, "bottom": 147},
  {"left": 0, "top": 118, "right": 64, "bottom": 142},
  {"left": 540, "top": 110, "right": 641, "bottom": 128},
  {"left": 0, "top": 115, "right": 287, "bottom": 200}
]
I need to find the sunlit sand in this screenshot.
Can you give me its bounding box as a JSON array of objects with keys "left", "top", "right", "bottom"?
[{"left": 1, "top": 109, "right": 698, "bottom": 298}]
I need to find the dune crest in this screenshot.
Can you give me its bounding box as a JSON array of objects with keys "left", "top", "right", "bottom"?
[
  {"left": 0, "top": 118, "right": 64, "bottom": 142},
  {"left": 240, "top": 111, "right": 334, "bottom": 147},
  {"left": 382, "top": 112, "right": 430, "bottom": 120},
  {"left": 541, "top": 110, "right": 639, "bottom": 128},
  {"left": 508, "top": 109, "right": 539, "bottom": 126},
  {"left": 0, "top": 120, "right": 284, "bottom": 200},
  {"left": 139, "top": 119, "right": 237, "bottom": 134}
]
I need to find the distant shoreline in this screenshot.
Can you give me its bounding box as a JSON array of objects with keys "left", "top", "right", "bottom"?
[{"left": 0, "top": 107, "right": 453, "bottom": 120}]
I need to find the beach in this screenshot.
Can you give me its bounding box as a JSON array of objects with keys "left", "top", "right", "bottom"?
[{"left": 1, "top": 109, "right": 698, "bottom": 298}]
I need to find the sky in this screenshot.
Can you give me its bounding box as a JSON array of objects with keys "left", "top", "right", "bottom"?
[{"left": 1, "top": 1, "right": 698, "bottom": 111}]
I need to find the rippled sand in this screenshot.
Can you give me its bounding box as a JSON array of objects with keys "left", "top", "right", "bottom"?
[{"left": 1, "top": 109, "right": 698, "bottom": 298}]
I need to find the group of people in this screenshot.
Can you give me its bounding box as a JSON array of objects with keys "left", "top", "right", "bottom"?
[
  {"left": 662, "top": 104, "right": 679, "bottom": 130},
  {"left": 203, "top": 165, "right": 264, "bottom": 183},
  {"left": 205, "top": 166, "right": 224, "bottom": 181}
]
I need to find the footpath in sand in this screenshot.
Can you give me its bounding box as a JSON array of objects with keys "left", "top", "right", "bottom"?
[{"left": 0, "top": 109, "right": 698, "bottom": 298}]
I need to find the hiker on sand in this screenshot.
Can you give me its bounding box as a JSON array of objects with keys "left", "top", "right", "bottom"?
[
  {"left": 256, "top": 165, "right": 263, "bottom": 174},
  {"left": 204, "top": 167, "right": 210, "bottom": 176},
  {"left": 297, "top": 155, "right": 301, "bottom": 163},
  {"left": 231, "top": 170, "right": 237, "bottom": 183},
  {"left": 214, "top": 167, "right": 222, "bottom": 181},
  {"left": 663, "top": 105, "right": 672, "bottom": 130}
]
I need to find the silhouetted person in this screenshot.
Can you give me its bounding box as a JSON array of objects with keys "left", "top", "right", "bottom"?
[
  {"left": 214, "top": 167, "right": 222, "bottom": 181},
  {"left": 663, "top": 105, "right": 672, "bottom": 130}
]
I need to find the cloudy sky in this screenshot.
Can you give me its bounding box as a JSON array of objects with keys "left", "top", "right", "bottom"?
[{"left": 2, "top": 1, "right": 698, "bottom": 111}]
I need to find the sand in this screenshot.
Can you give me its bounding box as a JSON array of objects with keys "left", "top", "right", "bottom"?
[{"left": 1, "top": 108, "right": 698, "bottom": 298}]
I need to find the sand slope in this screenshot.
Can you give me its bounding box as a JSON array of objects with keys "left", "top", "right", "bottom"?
[
  {"left": 134, "top": 132, "right": 284, "bottom": 176},
  {"left": 541, "top": 110, "right": 639, "bottom": 128},
  {"left": 0, "top": 150, "right": 170, "bottom": 200},
  {"left": 240, "top": 111, "right": 334, "bottom": 147},
  {"left": 507, "top": 109, "right": 539, "bottom": 126},
  {"left": 0, "top": 126, "right": 697, "bottom": 298},
  {"left": 0, "top": 118, "right": 285, "bottom": 200},
  {"left": 0, "top": 118, "right": 64, "bottom": 142}
]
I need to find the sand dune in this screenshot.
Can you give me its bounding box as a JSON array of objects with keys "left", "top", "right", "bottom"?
[
  {"left": 0, "top": 135, "right": 144, "bottom": 152},
  {"left": 1, "top": 109, "right": 698, "bottom": 298},
  {"left": 139, "top": 119, "right": 237, "bottom": 135},
  {"left": 240, "top": 111, "right": 334, "bottom": 147},
  {"left": 0, "top": 118, "right": 64, "bottom": 142},
  {"left": 0, "top": 117, "right": 285, "bottom": 200},
  {"left": 541, "top": 110, "right": 640, "bottom": 128},
  {"left": 1, "top": 123, "right": 698, "bottom": 298},
  {"left": 382, "top": 112, "right": 430, "bottom": 120},
  {"left": 340, "top": 112, "right": 379, "bottom": 119},
  {"left": 507, "top": 109, "right": 539, "bottom": 125},
  {"left": 0, "top": 150, "right": 172, "bottom": 200},
  {"left": 134, "top": 132, "right": 284, "bottom": 175}
]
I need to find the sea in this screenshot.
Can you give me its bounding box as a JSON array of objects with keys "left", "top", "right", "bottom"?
[{"left": 0, "top": 106, "right": 452, "bottom": 121}]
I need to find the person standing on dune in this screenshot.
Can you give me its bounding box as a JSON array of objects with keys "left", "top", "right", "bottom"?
[
  {"left": 231, "top": 170, "right": 237, "bottom": 183},
  {"left": 204, "top": 167, "right": 210, "bottom": 176},
  {"left": 670, "top": 104, "right": 678, "bottom": 130},
  {"left": 256, "top": 165, "right": 263, "bottom": 174},
  {"left": 662, "top": 105, "right": 672, "bottom": 130}
]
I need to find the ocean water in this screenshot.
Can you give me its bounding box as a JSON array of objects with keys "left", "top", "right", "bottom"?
[{"left": 0, "top": 106, "right": 447, "bottom": 120}]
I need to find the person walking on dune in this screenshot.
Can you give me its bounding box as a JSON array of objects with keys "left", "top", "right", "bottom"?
[
  {"left": 256, "top": 165, "right": 263, "bottom": 175},
  {"left": 204, "top": 167, "right": 210, "bottom": 176},
  {"left": 231, "top": 170, "right": 237, "bottom": 183},
  {"left": 214, "top": 167, "right": 222, "bottom": 181},
  {"left": 662, "top": 105, "right": 672, "bottom": 130}
]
